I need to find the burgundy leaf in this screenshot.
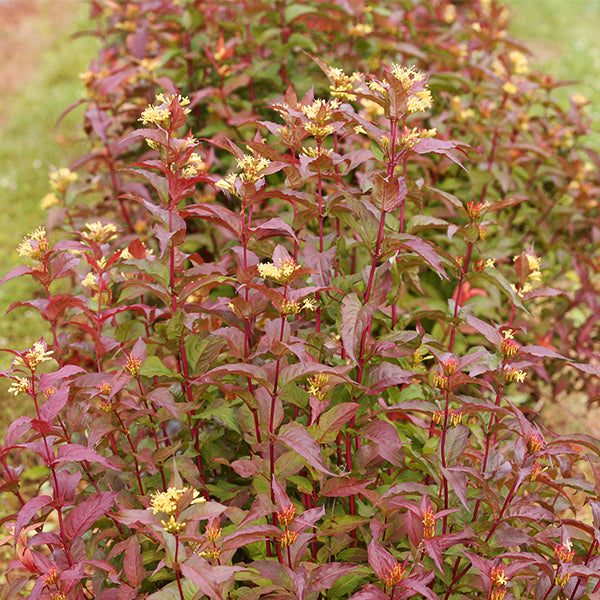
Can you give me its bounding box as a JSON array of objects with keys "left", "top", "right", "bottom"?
[
  {"left": 348, "top": 584, "right": 389, "bottom": 600},
  {"left": 55, "top": 444, "right": 120, "bottom": 471},
  {"left": 522, "top": 345, "right": 566, "bottom": 360},
  {"left": 123, "top": 537, "right": 145, "bottom": 588},
  {"left": 278, "top": 422, "right": 337, "bottom": 476},
  {"left": 340, "top": 293, "right": 377, "bottom": 365},
  {"left": 221, "top": 525, "right": 281, "bottom": 551},
  {"left": 14, "top": 495, "right": 53, "bottom": 543},
  {"left": 463, "top": 313, "right": 502, "bottom": 345},
  {"left": 64, "top": 492, "right": 118, "bottom": 540},
  {"left": 306, "top": 563, "right": 358, "bottom": 594},
  {"left": 367, "top": 537, "right": 396, "bottom": 580},
  {"left": 313, "top": 402, "right": 360, "bottom": 443},
  {"left": 371, "top": 174, "right": 407, "bottom": 212}
]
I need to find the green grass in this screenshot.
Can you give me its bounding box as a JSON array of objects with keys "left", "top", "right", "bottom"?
[
  {"left": 0, "top": 3, "right": 98, "bottom": 367},
  {"left": 506, "top": 0, "right": 600, "bottom": 125}
]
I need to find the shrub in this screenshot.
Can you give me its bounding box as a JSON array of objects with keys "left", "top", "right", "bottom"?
[{"left": 2, "top": 1, "right": 600, "bottom": 599}]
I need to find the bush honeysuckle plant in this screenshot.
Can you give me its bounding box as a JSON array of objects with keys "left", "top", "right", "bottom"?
[{"left": 3, "top": 1, "right": 600, "bottom": 599}]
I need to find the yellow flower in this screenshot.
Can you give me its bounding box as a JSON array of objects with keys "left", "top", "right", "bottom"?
[
  {"left": 281, "top": 299, "right": 300, "bottom": 314},
  {"left": 505, "top": 367, "right": 526, "bottom": 383},
  {"left": 442, "top": 4, "right": 456, "bottom": 23},
  {"left": 149, "top": 487, "right": 205, "bottom": 514},
  {"left": 367, "top": 80, "right": 387, "bottom": 96},
  {"left": 279, "top": 530, "right": 298, "bottom": 547},
  {"left": 301, "top": 146, "right": 332, "bottom": 158},
  {"left": 302, "top": 297, "right": 317, "bottom": 311},
  {"left": 22, "top": 342, "right": 54, "bottom": 369},
  {"left": 83, "top": 221, "right": 118, "bottom": 244},
  {"left": 236, "top": 154, "right": 271, "bottom": 183},
  {"left": 216, "top": 172, "right": 237, "bottom": 194},
  {"left": 390, "top": 64, "right": 426, "bottom": 91},
  {"left": 384, "top": 563, "right": 405, "bottom": 587},
  {"left": 327, "top": 66, "right": 362, "bottom": 101},
  {"left": 81, "top": 272, "right": 98, "bottom": 289},
  {"left": 258, "top": 258, "right": 300, "bottom": 284},
  {"left": 161, "top": 515, "right": 185, "bottom": 534},
  {"left": 503, "top": 81, "right": 517, "bottom": 96},
  {"left": 8, "top": 376, "right": 30, "bottom": 396},
  {"left": 40, "top": 193, "right": 60, "bottom": 209},
  {"left": 140, "top": 105, "right": 170, "bottom": 127},
  {"left": 308, "top": 373, "right": 329, "bottom": 400},
  {"left": 181, "top": 153, "right": 207, "bottom": 178},
  {"left": 525, "top": 253, "right": 541, "bottom": 271},
  {"left": 407, "top": 89, "right": 433, "bottom": 113},
  {"left": 17, "top": 226, "right": 48, "bottom": 260},
  {"left": 509, "top": 50, "right": 529, "bottom": 75},
  {"left": 49, "top": 168, "right": 77, "bottom": 194}
]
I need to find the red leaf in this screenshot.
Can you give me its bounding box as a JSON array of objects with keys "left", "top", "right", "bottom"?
[
  {"left": 371, "top": 174, "right": 407, "bottom": 212},
  {"left": 348, "top": 584, "right": 389, "bottom": 600},
  {"left": 64, "top": 491, "right": 118, "bottom": 540},
  {"left": 322, "top": 476, "right": 375, "bottom": 498},
  {"left": 278, "top": 423, "right": 337, "bottom": 476},
  {"left": 123, "top": 537, "right": 145, "bottom": 588},
  {"left": 522, "top": 345, "right": 566, "bottom": 360},
  {"left": 396, "top": 234, "right": 449, "bottom": 280},
  {"left": 55, "top": 444, "right": 119, "bottom": 471},
  {"left": 367, "top": 537, "right": 396, "bottom": 580},
  {"left": 313, "top": 402, "right": 360, "bottom": 443},
  {"left": 463, "top": 314, "right": 502, "bottom": 345},
  {"left": 306, "top": 563, "right": 358, "bottom": 594},
  {"left": 15, "top": 495, "right": 52, "bottom": 543},
  {"left": 340, "top": 293, "right": 377, "bottom": 365},
  {"left": 221, "top": 524, "right": 281, "bottom": 551}
]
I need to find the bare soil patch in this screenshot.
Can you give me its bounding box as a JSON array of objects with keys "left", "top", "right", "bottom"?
[{"left": 0, "top": 0, "right": 82, "bottom": 125}]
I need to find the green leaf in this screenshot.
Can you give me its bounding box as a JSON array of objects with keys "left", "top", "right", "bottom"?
[
  {"left": 140, "top": 356, "right": 182, "bottom": 381},
  {"left": 166, "top": 308, "right": 185, "bottom": 341},
  {"left": 198, "top": 399, "right": 241, "bottom": 433},
  {"left": 284, "top": 3, "right": 318, "bottom": 23}
]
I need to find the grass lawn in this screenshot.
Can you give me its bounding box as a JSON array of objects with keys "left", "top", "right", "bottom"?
[
  {"left": 0, "top": 0, "right": 98, "bottom": 368},
  {"left": 506, "top": 0, "right": 600, "bottom": 128}
]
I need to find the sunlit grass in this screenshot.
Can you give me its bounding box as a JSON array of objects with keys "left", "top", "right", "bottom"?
[
  {"left": 506, "top": 0, "right": 600, "bottom": 142},
  {"left": 0, "top": 2, "right": 98, "bottom": 367}
]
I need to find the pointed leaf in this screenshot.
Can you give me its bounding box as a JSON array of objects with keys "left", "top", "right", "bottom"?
[
  {"left": 64, "top": 491, "right": 118, "bottom": 540},
  {"left": 279, "top": 423, "right": 337, "bottom": 476}
]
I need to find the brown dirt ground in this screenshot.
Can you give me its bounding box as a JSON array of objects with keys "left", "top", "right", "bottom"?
[{"left": 0, "top": 0, "right": 82, "bottom": 125}]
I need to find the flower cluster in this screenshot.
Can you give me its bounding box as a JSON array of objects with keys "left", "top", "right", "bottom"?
[
  {"left": 490, "top": 566, "right": 508, "bottom": 600},
  {"left": 17, "top": 226, "right": 48, "bottom": 261},
  {"left": 307, "top": 373, "right": 329, "bottom": 401},
  {"left": 432, "top": 409, "right": 462, "bottom": 427},
  {"left": 325, "top": 65, "right": 362, "bottom": 101},
  {"left": 82, "top": 221, "right": 118, "bottom": 244},
  {"left": 422, "top": 508, "right": 436, "bottom": 539},
  {"left": 257, "top": 258, "right": 301, "bottom": 284},
  {"left": 49, "top": 167, "right": 77, "bottom": 194},
  {"left": 390, "top": 64, "right": 434, "bottom": 113},
  {"left": 501, "top": 330, "right": 520, "bottom": 358},
  {"left": 554, "top": 540, "right": 575, "bottom": 563},
  {"left": 300, "top": 98, "right": 339, "bottom": 139},
  {"left": 7, "top": 376, "right": 30, "bottom": 397},
  {"left": 504, "top": 367, "right": 527, "bottom": 383},
  {"left": 13, "top": 341, "right": 54, "bottom": 371},
  {"left": 383, "top": 563, "right": 405, "bottom": 588},
  {"left": 149, "top": 487, "right": 205, "bottom": 515},
  {"left": 139, "top": 93, "right": 191, "bottom": 128}
]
